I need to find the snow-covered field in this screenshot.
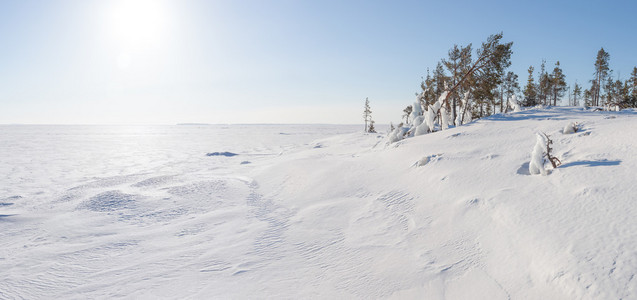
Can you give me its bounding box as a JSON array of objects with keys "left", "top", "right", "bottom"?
[{"left": 1, "top": 108, "right": 636, "bottom": 299}]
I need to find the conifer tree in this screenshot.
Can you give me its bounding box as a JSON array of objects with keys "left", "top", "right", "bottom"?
[
  {"left": 584, "top": 89, "right": 593, "bottom": 106},
  {"left": 363, "top": 97, "right": 372, "bottom": 132},
  {"left": 433, "top": 62, "right": 448, "bottom": 99},
  {"left": 603, "top": 74, "right": 615, "bottom": 105},
  {"left": 592, "top": 48, "right": 610, "bottom": 106},
  {"left": 523, "top": 66, "right": 537, "bottom": 106},
  {"left": 538, "top": 60, "right": 551, "bottom": 105},
  {"left": 549, "top": 61, "right": 567, "bottom": 106},
  {"left": 629, "top": 67, "right": 637, "bottom": 98},
  {"left": 623, "top": 67, "right": 637, "bottom": 107},
  {"left": 572, "top": 82, "right": 582, "bottom": 106},
  {"left": 368, "top": 120, "right": 376, "bottom": 133},
  {"left": 443, "top": 45, "right": 462, "bottom": 123},
  {"left": 420, "top": 69, "right": 437, "bottom": 107},
  {"left": 441, "top": 32, "right": 513, "bottom": 113},
  {"left": 503, "top": 71, "right": 520, "bottom": 109},
  {"left": 442, "top": 44, "right": 473, "bottom": 124},
  {"left": 402, "top": 105, "right": 413, "bottom": 125}
]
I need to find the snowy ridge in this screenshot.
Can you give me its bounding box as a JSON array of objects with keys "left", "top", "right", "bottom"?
[{"left": 1, "top": 109, "right": 636, "bottom": 299}]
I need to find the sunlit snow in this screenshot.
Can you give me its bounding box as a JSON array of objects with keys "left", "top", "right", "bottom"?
[{"left": 1, "top": 108, "right": 636, "bottom": 299}]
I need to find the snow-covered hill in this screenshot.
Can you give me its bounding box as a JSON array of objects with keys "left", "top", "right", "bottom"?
[{"left": 1, "top": 108, "right": 636, "bottom": 299}]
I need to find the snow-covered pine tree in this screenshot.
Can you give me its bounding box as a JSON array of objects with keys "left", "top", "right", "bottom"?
[
  {"left": 402, "top": 105, "right": 413, "bottom": 125},
  {"left": 502, "top": 71, "right": 520, "bottom": 112},
  {"left": 363, "top": 97, "right": 372, "bottom": 132},
  {"left": 368, "top": 120, "right": 376, "bottom": 133},
  {"left": 508, "top": 95, "right": 522, "bottom": 112}
]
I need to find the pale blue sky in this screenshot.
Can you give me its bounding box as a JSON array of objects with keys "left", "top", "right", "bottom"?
[{"left": 1, "top": 0, "right": 635, "bottom": 124}]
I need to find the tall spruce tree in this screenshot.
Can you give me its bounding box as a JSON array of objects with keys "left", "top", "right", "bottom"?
[
  {"left": 628, "top": 67, "right": 637, "bottom": 99},
  {"left": 549, "top": 61, "right": 567, "bottom": 106},
  {"left": 572, "top": 82, "right": 582, "bottom": 106},
  {"left": 625, "top": 67, "right": 637, "bottom": 107},
  {"left": 523, "top": 66, "right": 537, "bottom": 106},
  {"left": 433, "top": 62, "right": 448, "bottom": 99},
  {"left": 592, "top": 48, "right": 610, "bottom": 106},
  {"left": 584, "top": 89, "right": 593, "bottom": 106},
  {"left": 421, "top": 69, "right": 437, "bottom": 107},
  {"left": 538, "top": 60, "right": 551, "bottom": 105},
  {"left": 363, "top": 97, "right": 372, "bottom": 132},
  {"left": 617, "top": 79, "right": 629, "bottom": 103}
]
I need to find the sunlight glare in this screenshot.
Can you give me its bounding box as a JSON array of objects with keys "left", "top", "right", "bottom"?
[{"left": 108, "top": 0, "right": 166, "bottom": 48}]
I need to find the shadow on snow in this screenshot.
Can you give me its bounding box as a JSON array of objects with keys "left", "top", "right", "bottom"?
[{"left": 560, "top": 159, "right": 621, "bottom": 168}]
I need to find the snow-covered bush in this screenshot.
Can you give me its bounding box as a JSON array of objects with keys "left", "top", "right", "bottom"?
[
  {"left": 410, "top": 101, "right": 423, "bottom": 123},
  {"left": 414, "top": 121, "right": 429, "bottom": 136},
  {"left": 425, "top": 105, "right": 436, "bottom": 132},
  {"left": 391, "top": 89, "right": 476, "bottom": 142},
  {"left": 412, "top": 115, "right": 424, "bottom": 128},
  {"left": 529, "top": 133, "right": 547, "bottom": 175},
  {"left": 563, "top": 122, "right": 577, "bottom": 134},
  {"left": 388, "top": 125, "right": 408, "bottom": 144},
  {"left": 508, "top": 95, "right": 522, "bottom": 112},
  {"left": 529, "top": 132, "right": 561, "bottom": 175}
]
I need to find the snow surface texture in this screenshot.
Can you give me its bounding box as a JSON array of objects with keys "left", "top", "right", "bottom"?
[{"left": 1, "top": 109, "right": 637, "bottom": 299}]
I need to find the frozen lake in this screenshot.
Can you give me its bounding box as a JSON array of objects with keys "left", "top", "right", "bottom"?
[
  {"left": 0, "top": 124, "right": 361, "bottom": 299},
  {"left": 1, "top": 124, "right": 361, "bottom": 198}
]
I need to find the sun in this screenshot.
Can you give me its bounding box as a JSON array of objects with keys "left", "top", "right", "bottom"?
[{"left": 106, "top": 0, "right": 166, "bottom": 50}]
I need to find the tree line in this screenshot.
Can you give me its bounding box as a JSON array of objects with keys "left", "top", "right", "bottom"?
[
  {"left": 522, "top": 48, "right": 637, "bottom": 108},
  {"left": 365, "top": 33, "right": 637, "bottom": 133}
]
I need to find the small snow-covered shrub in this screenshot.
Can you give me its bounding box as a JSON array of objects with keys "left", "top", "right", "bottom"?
[
  {"left": 414, "top": 122, "right": 429, "bottom": 136},
  {"left": 388, "top": 126, "right": 409, "bottom": 144},
  {"left": 508, "top": 95, "right": 522, "bottom": 112},
  {"left": 529, "top": 133, "right": 547, "bottom": 175},
  {"left": 529, "top": 132, "right": 561, "bottom": 175},
  {"left": 410, "top": 101, "right": 423, "bottom": 122},
  {"left": 412, "top": 115, "right": 424, "bottom": 128},
  {"left": 425, "top": 105, "right": 436, "bottom": 132},
  {"left": 563, "top": 122, "right": 577, "bottom": 134}
]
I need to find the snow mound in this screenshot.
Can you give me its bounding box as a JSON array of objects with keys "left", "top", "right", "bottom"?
[
  {"left": 77, "top": 190, "right": 139, "bottom": 212},
  {"left": 563, "top": 122, "right": 578, "bottom": 134}
]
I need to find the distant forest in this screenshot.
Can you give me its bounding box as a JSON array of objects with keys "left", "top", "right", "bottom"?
[
  {"left": 363, "top": 33, "right": 636, "bottom": 135},
  {"left": 413, "top": 33, "right": 637, "bottom": 125}
]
